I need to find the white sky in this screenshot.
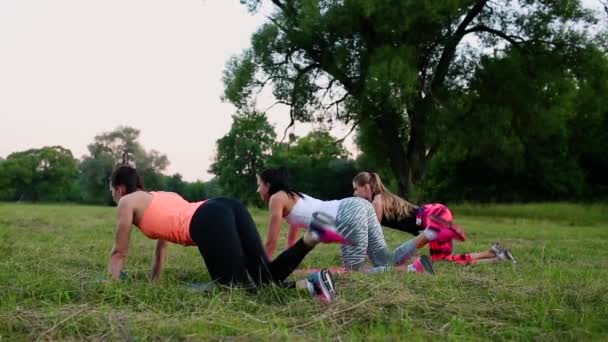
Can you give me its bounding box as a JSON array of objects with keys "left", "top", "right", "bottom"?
[{"left": 0, "top": 0, "right": 604, "bottom": 181}]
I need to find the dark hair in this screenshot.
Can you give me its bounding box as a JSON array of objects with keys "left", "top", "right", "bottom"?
[
  {"left": 259, "top": 166, "right": 303, "bottom": 199},
  {"left": 110, "top": 165, "right": 144, "bottom": 194}
]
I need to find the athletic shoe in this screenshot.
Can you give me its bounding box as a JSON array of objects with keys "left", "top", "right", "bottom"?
[
  {"left": 189, "top": 282, "right": 217, "bottom": 293},
  {"left": 307, "top": 269, "right": 337, "bottom": 303},
  {"left": 491, "top": 242, "right": 506, "bottom": 256},
  {"left": 419, "top": 255, "right": 436, "bottom": 275},
  {"left": 309, "top": 212, "right": 349, "bottom": 244},
  {"left": 492, "top": 242, "right": 517, "bottom": 263},
  {"left": 410, "top": 255, "right": 436, "bottom": 275},
  {"left": 502, "top": 249, "right": 517, "bottom": 264}
]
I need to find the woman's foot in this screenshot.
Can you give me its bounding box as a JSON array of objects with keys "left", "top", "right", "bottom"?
[
  {"left": 491, "top": 242, "right": 517, "bottom": 263},
  {"left": 189, "top": 282, "right": 217, "bottom": 292},
  {"left": 407, "top": 255, "right": 436, "bottom": 275},
  {"left": 308, "top": 212, "right": 349, "bottom": 244},
  {"left": 307, "top": 269, "right": 337, "bottom": 303}
]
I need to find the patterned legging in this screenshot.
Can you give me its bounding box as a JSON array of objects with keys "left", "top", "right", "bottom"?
[{"left": 335, "top": 197, "right": 392, "bottom": 270}]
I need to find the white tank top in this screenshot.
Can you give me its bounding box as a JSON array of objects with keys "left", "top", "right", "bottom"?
[{"left": 285, "top": 194, "right": 341, "bottom": 228}]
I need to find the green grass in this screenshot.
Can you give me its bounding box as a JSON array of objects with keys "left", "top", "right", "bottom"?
[{"left": 1, "top": 202, "right": 607, "bottom": 340}]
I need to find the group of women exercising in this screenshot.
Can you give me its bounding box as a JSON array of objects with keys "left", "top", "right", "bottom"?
[{"left": 107, "top": 165, "right": 516, "bottom": 303}]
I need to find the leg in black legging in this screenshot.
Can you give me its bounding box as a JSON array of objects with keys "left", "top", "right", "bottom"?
[
  {"left": 189, "top": 199, "right": 252, "bottom": 286},
  {"left": 267, "top": 239, "right": 314, "bottom": 282},
  {"left": 192, "top": 198, "right": 314, "bottom": 287},
  {"left": 225, "top": 198, "right": 273, "bottom": 285},
  {"left": 226, "top": 198, "right": 314, "bottom": 285}
]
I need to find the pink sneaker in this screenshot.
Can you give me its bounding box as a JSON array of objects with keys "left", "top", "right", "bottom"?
[{"left": 310, "top": 212, "right": 350, "bottom": 244}]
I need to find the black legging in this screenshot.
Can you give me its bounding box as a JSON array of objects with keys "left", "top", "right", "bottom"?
[{"left": 189, "top": 197, "right": 313, "bottom": 287}]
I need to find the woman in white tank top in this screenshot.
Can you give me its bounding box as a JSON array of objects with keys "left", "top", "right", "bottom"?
[{"left": 257, "top": 167, "right": 435, "bottom": 274}]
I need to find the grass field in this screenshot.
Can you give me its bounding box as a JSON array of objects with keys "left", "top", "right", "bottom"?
[{"left": 1, "top": 202, "right": 607, "bottom": 340}]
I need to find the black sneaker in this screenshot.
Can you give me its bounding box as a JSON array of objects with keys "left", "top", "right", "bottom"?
[
  {"left": 419, "top": 255, "right": 436, "bottom": 275},
  {"left": 502, "top": 249, "right": 517, "bottom": 264}
]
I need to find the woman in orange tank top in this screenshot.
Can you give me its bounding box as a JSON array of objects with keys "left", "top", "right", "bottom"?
[{"left": 107, "top": 165, "right": 346, "bottom": 302}]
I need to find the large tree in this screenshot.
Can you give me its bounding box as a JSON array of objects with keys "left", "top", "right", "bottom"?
[
  {"left": 417, "top": 40, "right": 608, "bottom": 201},
  {"left": 80, "top": 126, "right": 169, "bottom": 204},
  {"left": 225, "top": 0, "right": 601, "bottom": 195},
  {"left": 209, "top": 111, "right": 276, "bottom": 204},
  {"left": 0, "top": 146, "right": 78, "bottom": 201}
]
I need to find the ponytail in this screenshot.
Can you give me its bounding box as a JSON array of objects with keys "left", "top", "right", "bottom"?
[{"left": 353, "top": 171, "right": 418, "bottom": 219}]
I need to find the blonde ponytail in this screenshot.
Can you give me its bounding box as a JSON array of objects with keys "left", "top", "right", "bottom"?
[{"left": 353, "top": 172, "right": 418, "bottom": 220}]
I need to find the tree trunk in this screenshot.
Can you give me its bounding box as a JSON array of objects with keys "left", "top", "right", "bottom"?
[
  {"left": 407, "top": 97, "right": 432, "bottom": 186},
  {"left": 373, "top": 111, "right": 414, "bottom": 197},
  {"left": 393, "top": 159, "right": 412, "bottom": 198}
]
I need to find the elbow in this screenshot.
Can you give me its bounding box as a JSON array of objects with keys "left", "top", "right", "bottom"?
[
  {"left": 265, "top": 240, "right": 277, "bottom": 253},
  {"left": 111, "top": 249, "right": 128, "bottom": 259},
  {"left": 266, "top": 240, "right": 277, "bottom": 250}
]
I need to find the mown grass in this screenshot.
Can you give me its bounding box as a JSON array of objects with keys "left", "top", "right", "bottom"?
[{"left": 0, "top": 202, "right": 607, "bottom": 340}]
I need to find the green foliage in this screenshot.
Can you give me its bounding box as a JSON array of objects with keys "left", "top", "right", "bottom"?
[
  {"left": 0, "top": 146, "right": 78, "bottom": 202},
  {"left": 164, "top": 173, "right": 187, "bottom": 196},
  {"left": 203, "top": 178, "right": 224, "bottom": 199},
  {"left": 267, "top": 131, "right": 357, "bottom": 199},
  {"left": 354, "top": 119, "right": 397, "bottom": 184},
  {"left": 568, "top": 46, "right": 608, "bottom": 198},
  {"left": 0, "top": 129, "right": 220, "bottom": 204},
  {"left": 209, "top": 111, "right": 276, "bottom": 204},
  {"left": 79, "top": 126, "right": 169, "bottom": 204},
  {"left": 420, "top": 45, "right": 608, "bottom": 202},
  {"left": 223, "top": 50, "right": 258, "bottom": 108},
  {"left": 228, "top": 0, "right": 604, "bottom": 195},
  {"left": 78, "top": 153, "right": 115, "bottom": 204},
  {"left": 209, "top": 114, "right": 358, "bottom": 201},
  {"left": 182, "top": 181, "right": 207, "bottom": 202},
  {"left": 164, "top": 174, "right": 208, "bottom": 202}
]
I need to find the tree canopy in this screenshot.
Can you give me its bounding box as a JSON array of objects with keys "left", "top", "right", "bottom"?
[{"left": 226, "top": 0, "right": 605, "bottom": 195}]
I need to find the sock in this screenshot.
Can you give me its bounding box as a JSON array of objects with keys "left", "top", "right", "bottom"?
[
  {"left": 408, "top": 258, "right": 424, "bottom": 273},
  {"left": 365, "top": 265, "right": 392, "bottom": 274},
  {"left": 280, "top": 280, "right": 296, "bottom": 289},
  {"left": 393, "top": 239, "right": 417, "bottom": 265},
  {"left": 306, "top": 279, "right": 315, "bottom": 296}
]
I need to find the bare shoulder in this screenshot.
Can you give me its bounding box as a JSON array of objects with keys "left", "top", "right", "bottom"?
[
  {"left": 270, "top": 191, "right": 296, "bottom": 212},
  {"left": 116, "top": 194, "right": 133, "bottom": 211},
  {"left": 269, "top": 191, "right": 289, "bottom": 205},
  {"left": 118, "top": 191, "right": 152, "bottom": 215},
  {"left": 154, "top": 190, "right": 180, "bottom": 197}
]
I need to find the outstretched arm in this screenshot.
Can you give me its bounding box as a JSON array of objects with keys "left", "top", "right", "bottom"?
[
  {"left": 265, "top": 194, "right": 284, "bottom": 259},
  {"left": 286, "top": 224, "right": 300, "bottom": 249},
  {"left": 109, "top": 199, "right": 133, "bottom": 280},
  {"left": 150, "top": 239, "right": 168, "bottom": 282}
]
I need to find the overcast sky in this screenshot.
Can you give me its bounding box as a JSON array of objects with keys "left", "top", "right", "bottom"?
[{"left": 0, "top": 0, "right": 604, "bottom": 181}]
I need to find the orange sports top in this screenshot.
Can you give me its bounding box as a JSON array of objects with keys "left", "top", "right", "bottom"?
[{"left": 137, "top": 191, "right": 206, "bottom": 246}]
